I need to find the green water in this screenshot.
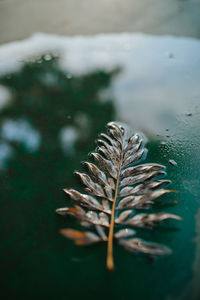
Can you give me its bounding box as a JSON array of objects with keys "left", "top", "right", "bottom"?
[{"left": 0, "top": 55, "right": 200, "bottom": 300}]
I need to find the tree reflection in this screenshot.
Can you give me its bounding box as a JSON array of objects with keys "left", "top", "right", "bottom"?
[{"left": 0, "top": 56, "right": 118, "bottom": 298}]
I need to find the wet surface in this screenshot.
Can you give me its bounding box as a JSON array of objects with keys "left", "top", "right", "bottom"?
[{"left": 0, "top": 33, "right": 200, "bottom": 299}]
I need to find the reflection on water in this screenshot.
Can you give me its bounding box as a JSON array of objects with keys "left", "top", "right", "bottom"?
[
  {"left": 0, "top": 55, "right": 117, "bottom": 168},
  {"left": 0, "top": 141, "right": 13, "bottom": 169},
  {"left": 0, "top": 55, "right": 117, "bottom": 298},
  {"left": 1, "top": 119, "right": 41, "bottom": 151},
  {"left": 0, "top": 33, "right": 200, "bottom": 300},
  {"left": 1, "top": 33, "right": 200, "bottom": 137}
]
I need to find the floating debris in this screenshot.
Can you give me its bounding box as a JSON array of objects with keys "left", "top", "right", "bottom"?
[{"left": 169, "top": 159, "right": 177, "bottom": 166}]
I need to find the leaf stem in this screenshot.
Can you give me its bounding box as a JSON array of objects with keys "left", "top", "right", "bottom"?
[{"left": 106, "top": 169, "right": 120, "bottom": 271}]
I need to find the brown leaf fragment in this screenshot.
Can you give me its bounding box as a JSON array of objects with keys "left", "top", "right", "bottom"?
[
  {"left": 107, "top": 177, "right": 115, "bottom": 190},
  {"left": 56, "top": 205, "right": 86, "bottom": 218},
  {"left": 63, "top": 189, "right": 103, "bottom": 211},
  {"left": 95, "top": 225, "right": 107, "bottom": 241},
  {"left": 99, "top": 212, "right": 110, "bottom": 226},
  {"left": 119, "top": 180, "right": 171, "bottom": 197},
  {"left": 119, "top": 238, "right": 172, "bottom": 255},
  {"left": 98, "top": 146, "right": 119, "bottom": 168},
  {"left": 116, "top": 189, "right": 173, "bottom": 210},
  {"left": 136, "top": 201, "right": 154, "bottom": 209},
  {"left": 115, "top": 228, "right": 136, "bottom": 239},
  {"left": 75, "top": 172, "right": 105, "bottom": 197},
  {"left": 97, "top": 138, "right": 120, "bottom": 159},
  {"left": 86, "top": 211, "right": 110, "bottom": 227},
  {"left": 55, "top": 207, "right": 71, "bottom": 215},
  {"left": 102, "top": 199, "right": 111, "bottom": 211},
  {"left": 120, "top": 170, "right": 166, "bottom": 188},
  {"left": 107, "top": 122, "right": 123, "bottom": 145},
  {"left": 100, "top": 133, "right": 120, "bottom": 149},
  {"left": 123, "top": 139, "right": 143, "bottom": 162},
  {"left": 124, "top": 212, "right": 182, "bottom": 227},
  {"left": 86, "top": 211, "right": 99, "bottom": 223},
  {"left": 60, "top": 228, "right": 86, "bottom": 239},
  {"left": 60, "top": 229, "right": 101, "bottom": 245},
  {"left": 122, "top": 149, "right": 145, "bottom": 168},
  {"left": 104, "top": 185, "right": 113, "bottom": 201},
  {"left": 121, "top": 163, "right": 165, "bottom": 178},
  {"left": 125, "top": 134, "right": 140, "bottom": 152},
  {"left": 91, "top": 152, "right": 118, "bottom": 179},
  {"left": 84, "top": 162, "right": 107, "bottom": 186},
  {"left": 115, "top": 210, "right": 132, "bottom": 223}
]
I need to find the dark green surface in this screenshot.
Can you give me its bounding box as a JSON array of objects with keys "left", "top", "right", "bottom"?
[{"left": 0, "top": 57, "right": 200, "bottom": 300}]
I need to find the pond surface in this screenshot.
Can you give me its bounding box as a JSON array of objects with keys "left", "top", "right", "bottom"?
[{"left": 0, "top": 33, "right": 200, "bottom": 300}]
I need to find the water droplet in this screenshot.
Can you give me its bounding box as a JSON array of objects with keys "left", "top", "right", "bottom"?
[
  {"left": 44, "top": 54, "right": 52, "bottom": 61},
  {"left": 169, "top": 159, "right": 177, "bottom": 166},
  {"left": 67, "top": 115, "right": 71, "bottom": 119}
]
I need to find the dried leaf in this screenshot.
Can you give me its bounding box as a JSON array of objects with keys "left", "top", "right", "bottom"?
[
  {"left": 75, "top": 172, "right": 105, "bottom": 197},
  {"left": 84, "top": 162, "right": 107, "bottom": 186},
  {"left": 122, "top": 149, "right": 145, "bottom": 168},
  {"left": 124, "top": 212, "right": 182, "bottom": 228},
  {"left": 91, "top": 153, "right": 118, "bottom": 179},
  {"left": 119, "top": 179, "right": 171, "bottom": 197},
  {"left": 120, "top": 170, "right": 166, "bottom": 187},
  {"left": 56, "top": 121, "right": 182, "bottom": 270},
  {"left": 120, "top": 163, "right": 165, "bottom": 178},
  {"left": 63, "top": 189, "right": 103, "bottom": 211},
  {"left": 115, "top": 210, "right": 132, "bottom": 223},
  {"left": 102, "top": 199, "right": 111, "bottom": 211},
  {"left": 60, "top": 229, "right": 101, "bottom": 245},
  {"left": 116, "top": 189, "right": 172, "bottom": 210},
  {"left": 115, "top": 229, "right": 136, "bottom": 239},
  {"left": 119, "top": 238, "right": 172, "bottom": 255}
]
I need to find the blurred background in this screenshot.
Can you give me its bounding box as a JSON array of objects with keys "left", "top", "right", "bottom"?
[
  {"left": 1, "top": 0, "right": 200, "bottom": 43},
  {"left": 0, "top": 1, "right": 200, "bottom": 300}
]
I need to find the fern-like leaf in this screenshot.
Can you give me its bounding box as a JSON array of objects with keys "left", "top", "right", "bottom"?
[{"left": 56, "top": 122, "right": 182, "bottom": 270}]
